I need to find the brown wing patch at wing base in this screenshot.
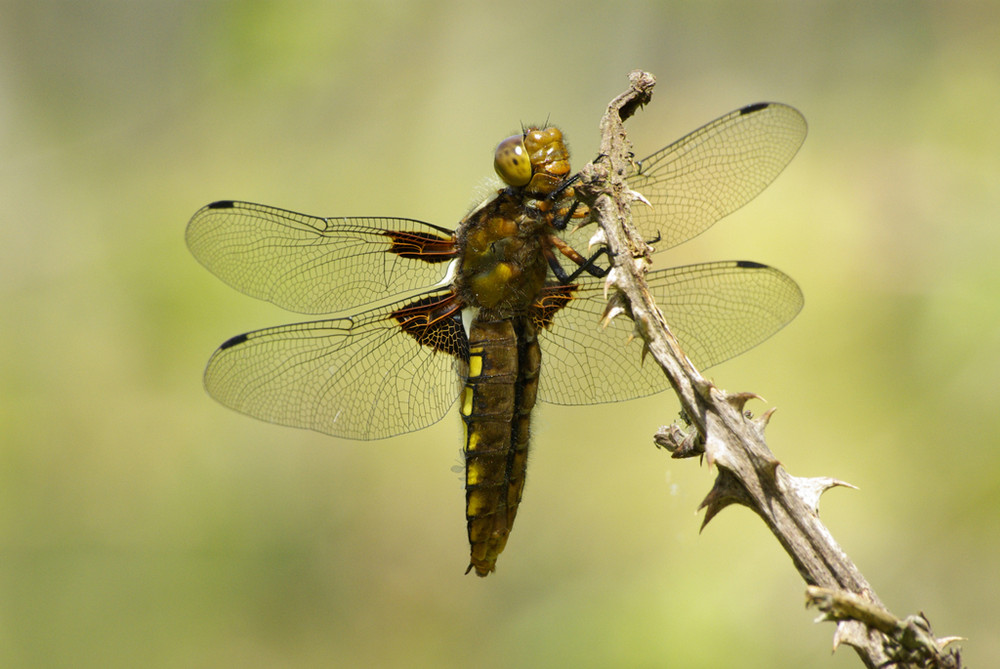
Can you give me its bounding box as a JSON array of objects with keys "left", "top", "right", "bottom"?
[
  {"left": 391, "top": 293, "right": 468, "bottom": 360},
  {"left": 530, "top": 284, "right": 578, "bottom": 330},
  {"left": 383, "top": 230, "right": 458, "bottom": 262}
]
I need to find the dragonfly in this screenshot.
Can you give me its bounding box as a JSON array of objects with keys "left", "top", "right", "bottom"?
[{"left": 186, "top": 102, "right": 807, "bottom": 576}]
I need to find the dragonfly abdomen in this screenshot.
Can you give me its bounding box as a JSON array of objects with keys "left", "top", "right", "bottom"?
[{"left": 462, "top": 317, "right": 540, "bottom": 576}]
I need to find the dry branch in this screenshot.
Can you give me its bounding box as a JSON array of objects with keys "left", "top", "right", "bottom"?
[{"left": 574, "top": 71, "right": 962, "bottom": 669}]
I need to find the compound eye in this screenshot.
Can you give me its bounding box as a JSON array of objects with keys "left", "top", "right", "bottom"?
[{"left": 493, "top": 135, "right": 532, "bottom": 187}]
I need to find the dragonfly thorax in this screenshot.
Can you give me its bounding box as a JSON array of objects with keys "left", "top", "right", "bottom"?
[{"left": 455, "top": 190, "right": 550, "bottom": 315}]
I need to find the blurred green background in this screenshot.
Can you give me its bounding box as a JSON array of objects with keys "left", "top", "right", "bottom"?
[{"left": 3, "top": 1, "right": 998, "bottom": 667}]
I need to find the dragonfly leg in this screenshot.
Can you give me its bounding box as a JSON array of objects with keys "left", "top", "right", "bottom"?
[{"left": 545, "top": 235, "right": 611, "bottom": 282}]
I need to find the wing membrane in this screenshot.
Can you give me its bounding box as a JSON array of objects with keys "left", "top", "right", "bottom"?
[
  {"left": 536, "top": 261, "right": 803, "bottom": 405},
  {"left": 628, "top": 102, "right": 806, "bottom": 249},
  {"left": 186, "top": 201, "right": 456, "bottom": 315},
  {"left": 203, "top": 291, "right": 464, "bottom": 440}
]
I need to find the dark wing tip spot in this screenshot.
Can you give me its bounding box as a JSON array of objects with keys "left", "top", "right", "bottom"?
[
  {"left": 736, "top": 260, "right": 767, "bottom": 269},
  {"left": 219, "top": 332, "right": 250, "bottom": 350},
  {"left": 740, "top": 102, "right": 770, "bottom": 115},
  {"left": 207, "top": 200, "right": 236, "bottom": 209}
]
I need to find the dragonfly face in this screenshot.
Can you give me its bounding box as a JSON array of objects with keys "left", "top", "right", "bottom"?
[{"left": 186, "top": 102, "right": 807, "bottom": 576}]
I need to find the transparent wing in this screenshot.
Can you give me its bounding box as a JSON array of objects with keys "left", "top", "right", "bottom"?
[
  {"left": 627, "top": 102, "right": 806, "bottom": 249},
  {"left": 186, "top": 200, "right": 456, "bottom": 315},
  {"left": 203, "top": 292, "right": 465, "bottom": 440},
  {"left": 536, "top": 261, "right": 803, "bottom": 405}
]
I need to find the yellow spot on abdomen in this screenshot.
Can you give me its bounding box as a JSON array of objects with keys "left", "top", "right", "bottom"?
[
  {"left": 467, "top": 461, "right": 484, "bottom": 486},
  {"left": 467, "top": 487, "right": 490, "bottom": 515},
  {"left": 468, "top": 355, "right": 482, "bottom": 378},
  {"left": 461, "top": 386, "right": 474, "bottom": 416},
  {"left": 466, "top": 430, "right": 481, "bottom": 452}
]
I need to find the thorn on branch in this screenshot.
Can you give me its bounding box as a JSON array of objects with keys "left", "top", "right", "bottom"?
[
  {"left": 786, "top": 475, "right": 857, "bottom": 515},
  {"left": 725, "top": 391, "right": 764, "bottom": 413},
  {"left": 755, "top": 406, "right": 777, "bottom": 430},
  {"left": 698, "top": 468, "right": 752, "bottom": 530}
]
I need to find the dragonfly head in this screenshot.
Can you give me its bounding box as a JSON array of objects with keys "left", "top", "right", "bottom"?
[{"left": 493, "top": 126, "right": 571, "bottom": 196}]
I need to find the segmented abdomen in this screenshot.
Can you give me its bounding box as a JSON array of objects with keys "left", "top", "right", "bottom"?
[{"left": 461, "top": 316, "right": 540, "bottom": 576}]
